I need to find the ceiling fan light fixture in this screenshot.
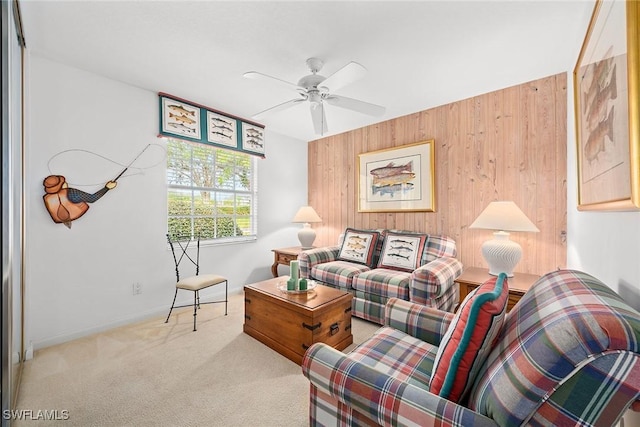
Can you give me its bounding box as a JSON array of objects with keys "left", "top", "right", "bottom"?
[
  {"left": 244, "top": 57, "right": 386, "bottom": 134},
  {"left": 308, "top": 91, "right": 321, "bottom": 104}
]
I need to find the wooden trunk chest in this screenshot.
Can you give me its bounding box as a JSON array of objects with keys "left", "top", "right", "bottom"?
[{"left": 244, "top": 277, "right": 353, "bottom": 365}]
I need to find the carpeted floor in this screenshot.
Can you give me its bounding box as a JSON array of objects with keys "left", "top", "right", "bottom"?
[{"left": 14, "top": 291, "right": 380, "bottom": 426}]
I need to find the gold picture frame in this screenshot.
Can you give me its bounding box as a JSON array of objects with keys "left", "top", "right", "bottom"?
[
  {"left": 358, "top": 140, "right": 435, "bottom": 212},
  {"left": 573, "top": 0, "right": 640, "bottom": 211}
]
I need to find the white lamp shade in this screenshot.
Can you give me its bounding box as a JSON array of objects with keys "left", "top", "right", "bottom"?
[
  {"left": 292, "top": 206, "right": 322, "bottom": 223},
  {"left": 469, "top": 201, "right": 539, "bottom": 232},
  {"left": 470, "top": 201, "right": 538, "bottom": 277}
]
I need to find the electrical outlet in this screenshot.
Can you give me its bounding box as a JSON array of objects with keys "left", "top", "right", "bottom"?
[{"left": 132, "top": 282, "right": 142, "bottom": 295}]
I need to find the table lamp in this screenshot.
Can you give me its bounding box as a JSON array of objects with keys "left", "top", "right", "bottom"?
[
  {"left": 469, "top": 201, "right": 539, "bottom": 277},
  {"left": 292, "top": 206, "right": 322, "bottom": 249}
]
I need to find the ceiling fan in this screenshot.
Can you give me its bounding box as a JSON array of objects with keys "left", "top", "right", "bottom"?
[{"left": 244, "top": 58, "right": 386, "bottom": 135}]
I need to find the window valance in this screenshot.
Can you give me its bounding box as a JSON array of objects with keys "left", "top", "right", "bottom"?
[{"left": 158, "top": 93, "right": 265, "bottom": 158}]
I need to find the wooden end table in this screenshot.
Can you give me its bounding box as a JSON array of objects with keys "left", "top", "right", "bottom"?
[
  {"left": 456, "top": 267, "right": 540, "bottom": 311},
  {"left": 244, "top": 277, "right": 353, "bottom": 365},
  {"left": 271, "top": 246, "right": 307, "bottom": 277}
]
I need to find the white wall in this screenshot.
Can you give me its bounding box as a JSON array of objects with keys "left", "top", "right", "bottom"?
[{"left": 25, "top": 55, "right": 308, "bottom": 349}]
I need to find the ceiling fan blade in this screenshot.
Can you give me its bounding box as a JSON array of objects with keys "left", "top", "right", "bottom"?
[
  {"left": 243, "top": 71, "right": 303, "bottom": 91},
  {"left": 252, "top": 98, "right": 305, "bottom": 120},
  {"left": 320, "top": 61, "right": 367, "bottom": 92},
  {"left": 325, "top": 95, "right": 386, "bottom": 117},
  {"left": 310, "top": 103, "right": 328, "bottom": 135}
]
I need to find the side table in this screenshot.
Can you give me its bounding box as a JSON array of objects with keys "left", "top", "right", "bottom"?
[
  {"left": 271, "top": 246, "right": 307, "bottom": 277},
  {"left": 456, "top": 266, "right": 540, "bottom": 312}
]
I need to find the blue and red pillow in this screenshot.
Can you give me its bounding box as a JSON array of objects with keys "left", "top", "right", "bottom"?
[{"left": 429, "top": 273, "right": 509, "bottom": 403}]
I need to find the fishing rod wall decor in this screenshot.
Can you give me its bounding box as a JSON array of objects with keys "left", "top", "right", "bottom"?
[
  {"left": 43, "top": 143, "right": 166, "bottom": 228},
  {"left": 158, "top": 93, "right": 265, "bottom": 158}
]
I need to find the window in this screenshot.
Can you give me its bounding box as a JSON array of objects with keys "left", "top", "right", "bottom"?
[{"left": 166, "top": 138, "right": 257, "bottom": 243}]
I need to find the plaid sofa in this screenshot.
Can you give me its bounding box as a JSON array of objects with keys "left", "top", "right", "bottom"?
[
  {"left": 298, "top": 232, "right": 463, "bottom": 324},
  {"left": 302, "top": 270, "right": 640, "bottom": 426}
]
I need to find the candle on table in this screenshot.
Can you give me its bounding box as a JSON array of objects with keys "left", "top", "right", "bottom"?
[{"left": 290, "top": 260, "right": 299, "bottom": 285}]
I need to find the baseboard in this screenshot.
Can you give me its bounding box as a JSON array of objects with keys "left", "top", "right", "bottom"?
[{"left": 31, "top": 288, "right": 243, "bottom": 352}]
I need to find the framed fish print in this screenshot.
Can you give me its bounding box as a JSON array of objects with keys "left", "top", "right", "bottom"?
[
  {"left": 158, "top": 93, "right": 266, "bottom": 158},
  {"left": 574, "top": 0, "right": 640, "bottom": 210},
  {"left": 241, "top": 123, "right": 265, "bottom": 155},
  {"left": 358, "top": 140, "right": 435, "bottom": 212},
  {"left": 207, "top": 111, "right": 237, "bottom": 148},
  {"left": 161, "top": 98, "right": 201, "bottom": 140}
]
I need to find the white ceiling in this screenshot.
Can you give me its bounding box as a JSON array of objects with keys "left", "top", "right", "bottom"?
[{"left": 19, "top": 0, "right": 595, "bottom": 142}]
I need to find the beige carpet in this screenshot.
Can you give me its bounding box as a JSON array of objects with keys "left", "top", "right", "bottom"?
[{"left": 15, "top": 291, "right": 380, "bottom": 426}]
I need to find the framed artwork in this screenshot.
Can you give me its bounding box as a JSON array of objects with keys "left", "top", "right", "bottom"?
[
  {"left": 241, "top": 123, "right": 265, "bottom": 155},
  {"left": 158, "top": 93, "right": 266, "bottom": 158},
  {"left": 207, "top": 111, "right": 237, "bottom": 148},
  {"left": 358, "top": 140, "right": 435, "bottom": 212},
  {"left": 161, "top": 97, "right": 201, "bottom": 140},
  {"left": 574, "top": 0, "right": 639, "bottom": 210}
]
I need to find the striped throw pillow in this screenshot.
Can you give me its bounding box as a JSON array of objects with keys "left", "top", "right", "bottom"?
[{"left": 429, "top": 273, "right": 509, "bottom": 403}]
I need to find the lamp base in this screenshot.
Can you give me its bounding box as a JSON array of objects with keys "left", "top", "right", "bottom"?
[
  {"left": 298, "top": 223, "right": 316, "bottom": 249},
  {"left": 480, "top": 231, "right": 522, "bottom": 277}
]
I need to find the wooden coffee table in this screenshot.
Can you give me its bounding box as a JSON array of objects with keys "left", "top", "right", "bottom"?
[{"left": 244, "top": 277, "right": 353, "bottom": 365}]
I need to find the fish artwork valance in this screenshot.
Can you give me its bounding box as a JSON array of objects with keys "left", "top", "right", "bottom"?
[{"left": 158, "top": 93, "right": 265, "bottom": 158}]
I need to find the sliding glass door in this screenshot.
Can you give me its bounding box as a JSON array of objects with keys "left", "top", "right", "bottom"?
[{"left": 2, "top": 0, "right": 25, "bottom": 422}]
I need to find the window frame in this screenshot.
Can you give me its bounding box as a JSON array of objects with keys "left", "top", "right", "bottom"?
[{"left": 165, "top": 137, "right": 258, "bottom": 245}]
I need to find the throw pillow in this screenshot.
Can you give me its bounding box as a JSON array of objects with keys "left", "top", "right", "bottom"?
[
  {"left": 337, "top": 228, "right": 380, "bottom": 267},
  {"left": 429, "top": 273, "right": 509, "bottom": 403},
  {"left": 377, "top": 232, "right": 428, "bottom": 272}
]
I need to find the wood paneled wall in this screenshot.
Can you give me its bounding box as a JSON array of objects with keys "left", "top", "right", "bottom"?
[{"left": 308, "top": 73, "right": 567, "bottom": 276}]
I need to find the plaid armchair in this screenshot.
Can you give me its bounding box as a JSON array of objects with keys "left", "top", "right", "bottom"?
[{"left": 302, "top": 270, "right": 640, "bottom": 426}]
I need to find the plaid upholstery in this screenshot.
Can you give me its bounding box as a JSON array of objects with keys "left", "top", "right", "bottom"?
[
  {"left": 301, "top": 230, "right": 462, "bottom": 325},
  {"left": 469, "top": 269, "right": 640, "bottom": 426},
  {"left": 411, "top": 256, "right": 463, "bottom": 302},
  {"left": 302, "top": 343, "right": 497, "bottom": 427},
  {"left": 302, "top": 269, "right": 640, "bottom": 427},
  {"left": 352, "top": 278, "right": 459, "bottom": 325},
  {"left": 352, "top": 269, "right": 411, "bottom": 299},
  {"left": 530, "top": 352, "right": 640, "bottom": 426},
  {"left": 352, "top": 295, "right": 386, "bottom": 324},
  {"left": 312, "top": 261, "right": 371, "bottom": 289},
  {"left": 424, "top": 234, "right": 457, "bottom": 262},
  {"left": 349, "top": 326, "right": 439, "bottom": 388},
  {"left": 385, "top": 297, "right": 455, "bottom": 345},
  {"left": 299, "top": 246, "right": 341, "bottom": 279}
]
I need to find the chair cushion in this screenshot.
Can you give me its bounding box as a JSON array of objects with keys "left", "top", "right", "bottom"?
[
  {"left": 337, "top": 228, "right": 380, "bottom": 267},
  {"left": 349, "top": 326, "right": 439, "bottom": 389},
  {"left": 177, "top": 273, "right": 227, "bottom": 291},
  {"left": 377, "top": 231, "right": 428, "bottom": 272},
  {"left": 352, "top": 268, "right": 411, "bottom": 300},
  {"left": 311, "top": 261, "right": 371, "bottom": 289},
  {"left": 429, "top": 273, "right": 508, "bottom": 403}
]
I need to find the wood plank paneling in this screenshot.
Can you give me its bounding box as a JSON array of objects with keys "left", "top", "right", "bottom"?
[{"left": 308, "top": 73, "right": 567, "bottom": 275}]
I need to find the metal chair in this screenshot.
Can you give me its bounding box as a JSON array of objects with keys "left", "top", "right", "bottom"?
[{"left": 165, "top": 234, "right": 228, "bottom": 331}]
